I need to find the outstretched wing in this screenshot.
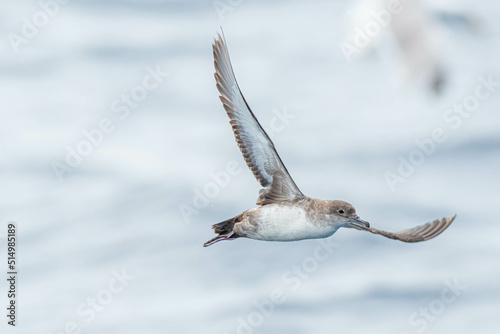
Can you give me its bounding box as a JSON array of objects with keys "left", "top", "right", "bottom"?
[
  {"left": 362, "top": 215, "right": 456, "bottom": 243},
  {"left": 213, "top": 33, "right": 303, "bottom": 205}
]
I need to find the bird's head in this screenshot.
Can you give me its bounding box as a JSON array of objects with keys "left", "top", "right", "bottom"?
[{"left": 327, "top": 200, "right": 370, "bottom": 229}]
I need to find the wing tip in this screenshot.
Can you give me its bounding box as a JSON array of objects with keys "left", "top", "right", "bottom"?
[
  {"left": 213, "top": 28, "right": 226, "bottom": 49},
  {"left": 422, "top": 213, "right": 456, "bottom": 241}
]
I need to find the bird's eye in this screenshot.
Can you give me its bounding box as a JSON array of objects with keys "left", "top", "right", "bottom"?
[{"left": 338, "top": 209, "right": 345, "bottom": 214}]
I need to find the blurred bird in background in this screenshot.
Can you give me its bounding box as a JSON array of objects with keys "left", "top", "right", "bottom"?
[{"left": 343, "top": 0, "right": 483, "bottom": 94}]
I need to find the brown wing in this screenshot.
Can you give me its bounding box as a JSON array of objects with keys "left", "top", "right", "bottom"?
[
  {"left": 213, "top": 33, "right": 304, "bottom": 205},
  {"left": 363, "top": 215, "right": 456, "bottom": 243}
]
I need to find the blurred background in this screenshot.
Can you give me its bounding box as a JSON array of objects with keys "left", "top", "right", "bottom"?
[{"left": 1, "top": 0, "right": 499, "bottom": 333}]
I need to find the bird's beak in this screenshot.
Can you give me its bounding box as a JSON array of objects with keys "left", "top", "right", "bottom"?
[{"left": 348, "top": 215, "right": 370, "bottom": 229}]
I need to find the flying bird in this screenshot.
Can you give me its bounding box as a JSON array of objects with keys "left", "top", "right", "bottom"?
[
  {"left": 204, "top": 33, "right": 455, "bottom": 247},
  {"left": 345, "top": 0, "right": 447, "bottom": 94}
]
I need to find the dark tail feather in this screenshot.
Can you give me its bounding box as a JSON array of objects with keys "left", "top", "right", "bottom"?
[
  {"left": 203, "top": 216, "right": 240, "bottom": 247},
  {"left": 212, "top": 217, "right": 235, "bottom": 234}
]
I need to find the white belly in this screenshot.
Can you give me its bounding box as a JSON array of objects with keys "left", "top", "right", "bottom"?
[{"left": 238, "top": 205, "right": 341, "bottom": 241}]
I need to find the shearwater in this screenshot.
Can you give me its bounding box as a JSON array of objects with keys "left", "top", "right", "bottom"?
[{"left": 204, "top": 33, "right": 455, "bottom": 247}]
